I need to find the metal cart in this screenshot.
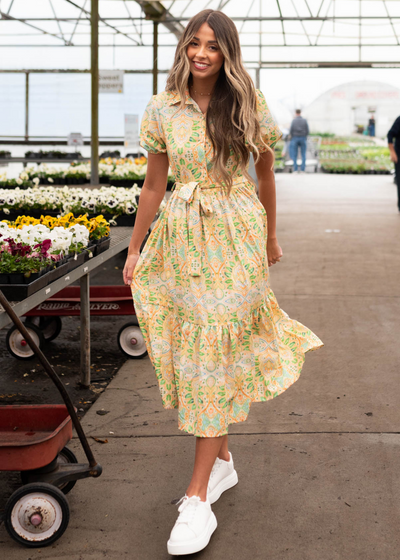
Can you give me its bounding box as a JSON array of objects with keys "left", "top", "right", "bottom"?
[{"left": 0, "top": 290, "right": 102, "bottom": 548}]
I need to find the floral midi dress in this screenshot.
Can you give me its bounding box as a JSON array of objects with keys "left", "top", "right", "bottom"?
[{"left": 131, "top": 88, "right": 323, "bottom": 438}]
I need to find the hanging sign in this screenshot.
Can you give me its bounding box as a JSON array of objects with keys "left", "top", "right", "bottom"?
[
  {"left": 99, "top": 70, "right": 124, "bottom": 93},
  {"left": 124, "top": 114, "right": 139, "bottom": 152},
  {"left": 67, "top": 132, "right": 84, "bottom": 146}
]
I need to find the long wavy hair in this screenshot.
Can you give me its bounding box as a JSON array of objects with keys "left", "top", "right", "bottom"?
[{"left": 166, "top": 9, "right": 273, "bottom": 193}]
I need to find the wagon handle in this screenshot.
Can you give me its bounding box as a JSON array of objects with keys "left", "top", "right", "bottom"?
[{"left": 0, "top": 289, "right": 98, "bottom": 470}]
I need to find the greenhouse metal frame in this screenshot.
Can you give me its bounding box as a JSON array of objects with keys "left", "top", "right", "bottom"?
[{"left": 1, "top": 0, "right": 400, "bottom": 182}]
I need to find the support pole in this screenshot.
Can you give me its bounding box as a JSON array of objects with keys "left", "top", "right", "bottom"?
[
  {"left": 91, "top": 0, "right": 99, "bottom": 185},
  {"left": 80, "top": 273, "right": 91, "bottom": 387},
  {"left": 25, "top": 72, "right": 29, "bottom": 142},
  {"left": 153, "top": 21, "right": 158, "bottom": 95}
]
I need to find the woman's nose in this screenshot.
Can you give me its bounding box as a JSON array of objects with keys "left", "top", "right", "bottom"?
[{"left": 197, "top": 44, "right": 207, "bottom": 58}]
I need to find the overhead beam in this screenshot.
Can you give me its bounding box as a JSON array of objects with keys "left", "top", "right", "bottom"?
[
  {"left": 64, "top": 0, "right": 141, "bottom": 45},
  {"left": 134, "top": 1, "right": 185, "bottom": 38},
  {"left": 2, "top": 16, "right": 399, "bottom": 21},
  {"left": 2, "top": 43, "right": 399, "bottom": 48},
  {"left": 0, "top": 10, "right": 68, "bottom": 44},
  {"left": 382, "top": 0, "right": 400, "bottom": 46}
]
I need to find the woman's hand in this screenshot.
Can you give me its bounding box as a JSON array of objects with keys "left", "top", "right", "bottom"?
[
  {"left": 390, "top": 151, "right": 398, "bottom": 163},
  {"left": 123, "top": 253, "right": 140, "bottom": 285},
  {"left": 267, "top": 237, "right": 283, "bottom": 267}
]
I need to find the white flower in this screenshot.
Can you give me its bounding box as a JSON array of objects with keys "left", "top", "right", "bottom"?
[
  {"left": 16, "top": 178, "right": 23, "bottom": 185},
  {"left": 3, "top": 208, "right": 10, "bottom": 215},
  {"left": 48, "top": 177, "right": 54, "bottom": 183},
  {"left": 32, "top": 177, "right": 40, "bottom": 185}
]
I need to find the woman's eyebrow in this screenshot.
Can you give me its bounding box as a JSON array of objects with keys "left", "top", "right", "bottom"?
[{"left": 192, "top": 36, "right": 218, "bottom": 44}]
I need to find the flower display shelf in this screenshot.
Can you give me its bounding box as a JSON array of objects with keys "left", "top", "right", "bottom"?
[
  {"left": 25, "top": 151, "right": 82, "bottom": 160},
  {"left": 0, "top": 211, "right": 134, "bottom": 227},
  {"left": 0, "top": 252, "right": 92, "bottom": 300},
  {"left": 0, "top": 274, "right": 51, "bottom": 300},
  {"left": 0, "top": 183, "right": 30, "bottom": 191}
]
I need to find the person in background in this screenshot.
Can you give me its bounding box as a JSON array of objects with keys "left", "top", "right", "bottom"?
[
  {"left": 388, "top": 115, "right": 400, "bottom": 212},
  {"left": 289, "top": 109, "right": 309, "bottom": 173},
  {"left": 368, "top": 114, "right": 376, "bottom": 137}
]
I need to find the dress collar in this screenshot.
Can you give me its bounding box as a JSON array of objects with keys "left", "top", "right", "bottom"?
[{"left": 167, "top": 88, "right": 193, "bottom": 106}]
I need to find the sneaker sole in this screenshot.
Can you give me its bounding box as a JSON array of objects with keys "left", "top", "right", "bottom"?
[
  {"left": 167, "top": 512, "right": 217, "bottom": 556},
  {"left": 208, "top": 469, "right": 238, "bottom": 505}
]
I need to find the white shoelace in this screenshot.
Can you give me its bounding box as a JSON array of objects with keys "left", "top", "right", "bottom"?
[
  {"left": 209, "top": 458, "right": 222, "bottom": 481},
  {"left": 175, "top": 495, "right": 201, "bottom": 524}
]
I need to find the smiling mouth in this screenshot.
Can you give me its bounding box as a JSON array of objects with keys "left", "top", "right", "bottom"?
[{"left": 192, "top": 61, "right": 210, "bottom": 70}]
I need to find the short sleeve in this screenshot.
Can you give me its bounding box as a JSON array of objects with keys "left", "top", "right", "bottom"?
[
  {"left": 140, "top": 96, "right": 167, "bottom": 154},
  {"left": 255, "top": 89, "right": 282, "bottom": 151}
]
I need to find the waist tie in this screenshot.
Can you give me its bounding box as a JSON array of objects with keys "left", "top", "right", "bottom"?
[{"left": 174, "top": 178, "right": 245, "bottom": 277}]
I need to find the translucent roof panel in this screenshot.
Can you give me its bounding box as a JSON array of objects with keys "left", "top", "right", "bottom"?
[{"left": 0, "top": 0, "right": 399, "bottom": 69}]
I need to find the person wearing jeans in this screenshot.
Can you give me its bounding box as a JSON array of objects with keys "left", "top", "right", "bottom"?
[{"left": 289, "top": 109, "right": 309, "bottom": 172}]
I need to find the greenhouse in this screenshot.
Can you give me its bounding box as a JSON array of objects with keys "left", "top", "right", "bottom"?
[{"left": 0, "top": 1, "right": 399, "bottom": 558}]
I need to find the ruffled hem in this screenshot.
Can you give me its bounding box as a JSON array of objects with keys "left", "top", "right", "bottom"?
[{"left": 132, "top": 289, "right": 323, "bottom": 438}]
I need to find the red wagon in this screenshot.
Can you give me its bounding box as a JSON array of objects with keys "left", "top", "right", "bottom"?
[
  {"left": 0, "top": 291, "right": 102, "bottom": 548},
  {"left": 5, "top": 285, "right": 147, "bottom": 361}
]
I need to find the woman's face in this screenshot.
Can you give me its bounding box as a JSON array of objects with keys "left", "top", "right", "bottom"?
[{"left": 186, "top": 23, "right": 224, "bottom": 81}]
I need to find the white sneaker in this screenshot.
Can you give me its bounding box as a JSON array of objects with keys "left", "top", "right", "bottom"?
[
  {"left": 167, "top": 495, "right": 217, "bottom": 556},
  {"left": 207, "top": 452, "right": 238, "bottom": 504}
]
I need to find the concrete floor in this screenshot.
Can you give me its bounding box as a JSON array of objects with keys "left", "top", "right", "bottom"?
[{"left": 1, "top": 173, "right": 400, "bottom": 559}]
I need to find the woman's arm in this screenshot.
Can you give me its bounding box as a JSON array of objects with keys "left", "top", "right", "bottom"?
[
  {"left": 254, "top": 149, "right": 283, "bottom": 267},
  {"left": 123, "top": 152, "right": 169, "bottom": 285}
]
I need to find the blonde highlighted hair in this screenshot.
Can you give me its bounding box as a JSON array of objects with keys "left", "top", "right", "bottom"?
[{"left": 166, "top": 9, "right": 273, "bottom": 194}]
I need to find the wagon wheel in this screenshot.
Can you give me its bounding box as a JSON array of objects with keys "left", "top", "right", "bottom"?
[
  {"left": 26, "top": 316, "right": 62, "bottom": 342},
  {"left": 117, "top": 319, "right": 147, "bottom": 359},
  {"left": 6, "top": 323, "right": 45, "bottom": 360},
  {"left": 20, "top": 447, "right": 78, "bottom": 495},
  {"left": 4, "top": 483, "right": 70, "bottom": 548},
  {"left": 57, "top": 446, "right": 78, "bottom": 495}
]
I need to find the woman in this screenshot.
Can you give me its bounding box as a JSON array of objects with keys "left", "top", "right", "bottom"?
[{"left": 123, "top": 9, "right": 323, "bottom": 556}]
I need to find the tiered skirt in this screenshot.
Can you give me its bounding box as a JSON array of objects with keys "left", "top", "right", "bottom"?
[{"left": 131, "top": 180, "right": 323, "bottom": 437}]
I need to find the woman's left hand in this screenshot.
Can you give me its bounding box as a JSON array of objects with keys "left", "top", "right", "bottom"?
[{"left": 267, "top": 237, "right": 283, "bottom": 267}]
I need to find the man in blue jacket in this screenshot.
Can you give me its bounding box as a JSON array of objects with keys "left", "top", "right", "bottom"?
[
  {"left": 290, "top": 109, "right": 309, "bottom": 173},
  {"left": 388, "top": 116, "right": 400, "bottom": 211}
]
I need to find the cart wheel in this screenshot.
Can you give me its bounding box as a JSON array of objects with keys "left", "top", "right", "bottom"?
[
  {"left": 4, "top": 483, "right": 70, "bottom": 548},
  {"left": 6, "top": 323, "right": 45, "bottom": 360},
  {"left": 20, "top": 447, "right": 78, "bottom": 495},
  {"left": 57, "top": 446, "right": 78, "bottom": 495},
  {"left": 26, "top": 316, "right": 62, "bottom": 342},
  {"left": 117, "top": 319, "right": 148, "bottom": 359}
]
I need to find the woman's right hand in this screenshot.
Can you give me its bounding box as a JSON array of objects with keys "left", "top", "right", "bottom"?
[
  {"left": 390, "top": 152, "right": 398, "bottom": 164},
  {"left": 123, "top": 253, "right": 140, "bottom": 286}
]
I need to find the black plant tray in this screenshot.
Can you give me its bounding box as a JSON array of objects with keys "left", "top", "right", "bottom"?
[
  {"left": 93, "top": 238, "right": 111, "bottom": 256},
  {"left": 0, "top": 273, "right": 50, "bottom": 301},
  {"left": 109, "top": 179, "right": 144, "bottom": 188},
  {"left": 67, "top": 250, "right": 90, "bottom": 272},
  {"left": 83, "top": 213, "right": 136, "bottom": 227},
  {"left": 50, "top": 262, "right": 70, "bottom": 281}
]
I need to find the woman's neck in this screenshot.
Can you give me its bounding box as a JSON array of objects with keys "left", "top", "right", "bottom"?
[{"left": 191, "top": 74, "right": 219, "bottom": 96}]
